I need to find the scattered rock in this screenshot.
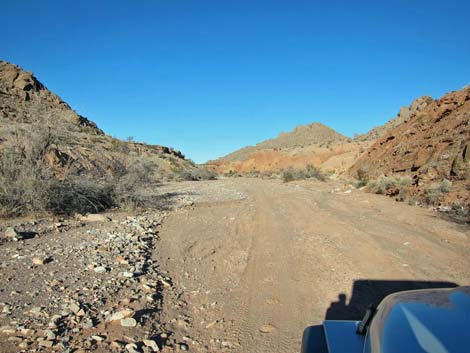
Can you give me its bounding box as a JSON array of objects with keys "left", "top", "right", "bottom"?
[
  {"left": 91, "top": 335, "right": 105, "bottom": 342},
  {"left": 69, "top": 301, "right": 81, "bottom": 314},
  {"left": 38, "top": 339, "right": 54, "bottom": 348},
  {"left": 4, "top": 227, "right": 19, "bottom": 239},
  {"left": 121, "top": 317, "right": 137, "bottom": 327},
  {"left": 143, "top": 339, "right": 160, "bottom": 352},
  {"left": 125, "top": 342, "right": 140, "bottom": 353},
  {"left": 107, "top": 309, "right": 135, "bottom": 322},
  {"left": 32, "top": 257, "right": 45, "bottom": 266},
  {"left": 93, "top": 266, "right": 107, "bottom": 273},
  {"left": 205, "top": 320, "right": 217, "bottom": 329}
]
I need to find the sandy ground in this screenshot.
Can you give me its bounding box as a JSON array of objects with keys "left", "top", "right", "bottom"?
[
  {"left": 1, "top": 178, "right": 469, "bottom": 353},
  {"left": 155, "top": 178, "right": 470, "bottom": 353}
]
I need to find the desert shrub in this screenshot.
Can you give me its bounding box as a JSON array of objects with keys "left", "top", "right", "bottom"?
[
  {"left": 357, "top": 169, "right": 370, "bottom": 187},
  {"left": 423, "top": 179, "right": 452, "bottom": 204},
  {"left": 424, "top": 186, "right": 442, "bottom": 205},
  {"left": 439, "top": 179, "right": 453, "bottom": 193},
  {"left": 367, "top": 176, "right": 395, "bottom": 194},
  {"left": 423, "top": 179, "right": 452, "bottom": 205},
  {"left": 366, "top": 175, "right": 412, "bottom": 201},
  {"left": 282, "top": 170, "right": 295, "bottom": 183},
  {"left": 450, "top": 203, "right": 470, "bottom": 222},
  {"left": 0, "top": 128, "right": 57, "bottom": 216},
  {"left": 305, "top": 165, "right": 326, "bottom": 181},
  {"left": 282, "top": 166, "right": 326, "bottom": 183},
  {"left": 113, "top": 159, "right": 160, "bottom": 209},
  {"left": 0, "top": 127, "right": 165, "bottom": 216},
  {"left": 47, "top": 176, "right": 115, "bottom": 215},
  {"left": 176, "top": 167, "right": 217, "bottom": 181},
  {"left": 396, "top": 177, "right": 412, "bottom": 201}
]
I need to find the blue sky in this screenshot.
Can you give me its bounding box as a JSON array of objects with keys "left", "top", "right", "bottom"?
[{"left": 2, "top": 0, "right": 469, "bottom": 163}]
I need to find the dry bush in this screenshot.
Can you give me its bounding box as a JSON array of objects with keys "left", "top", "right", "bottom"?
[
  {"left": 175, "top": 167, "right": 218, "bottom": 181},
  {"left": 47, "top": 176, "right": 114, "bottom": 215},
  {"left": 366, "top": 175, "right": 412, "bottom": 201},
  {"left": 423, "top": 179, "right": 452, "bottom": 205},
  {"left": 282, "top": 170, "right": 295, "bottom": 183},
  {"left": 282, "top": 166, "right": 326, "bottom": 183},
  {"left": 0, "top": 128, "right": 56, "bottom": 216},
  {"left": 356, "top": 168, "right": 370, "bottom": 187}
]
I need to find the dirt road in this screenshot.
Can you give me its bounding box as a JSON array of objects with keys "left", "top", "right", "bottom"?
[{"left": 156, "top": 178, "right": 470, "bottom": 353}]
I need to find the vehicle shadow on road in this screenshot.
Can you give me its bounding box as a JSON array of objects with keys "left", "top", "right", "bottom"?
[{"left": 325, "top": 279, "right": 458, "bottom": 320}]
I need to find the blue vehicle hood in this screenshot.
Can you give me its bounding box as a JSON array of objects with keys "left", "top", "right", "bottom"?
[{"left": 367, "top": 286, "right": 470, "bottom": 353}]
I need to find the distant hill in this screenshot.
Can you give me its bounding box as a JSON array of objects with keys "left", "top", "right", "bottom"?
[
  {"left": 209, "top": 122, "right": 371, "bottom": 174},
  {"left": 219, "top": 122, "right": 349, "bottom": 162}
]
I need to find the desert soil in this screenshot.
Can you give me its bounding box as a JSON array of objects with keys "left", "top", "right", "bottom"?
[{"left": 1, "top": 178, "right": 469, "bottom": 353}]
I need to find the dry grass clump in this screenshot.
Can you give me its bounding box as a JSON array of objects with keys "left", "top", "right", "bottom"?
[
  {"left": 0, "top": 128, "right": 116, "bottom": 216},
  {"left": 0, "top": 126, "right": 185, "bottom": 217},
  {"left": 174, "top": 167, "right": 218, "bottom": 181},
  {"left": 282, "top": 165, "right": 326, "bottom": 183},
  {"left": 366, "top": 175, "right": 412, "bottom": 201},
  {"left": 364, "top": 174, "right": 455, "bottom": 206},
  {"left": 423, "top": 179, "right": 453, "bottom": 205}
]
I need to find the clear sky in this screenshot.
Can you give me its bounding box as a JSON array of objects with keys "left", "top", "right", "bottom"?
[{"left": 2, "top": 0, "right": 469, "bottom": 163}]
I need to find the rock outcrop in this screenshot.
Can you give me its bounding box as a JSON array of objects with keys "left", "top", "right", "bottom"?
[
  {"left": 354, "top": 96, "right": 434, "bottom": 142},
  {"left": 0, "top": 60, "right": 197, "bottom": 180},
  {"left": 351, "top": 86, "right": 470, "bottom": 205}
]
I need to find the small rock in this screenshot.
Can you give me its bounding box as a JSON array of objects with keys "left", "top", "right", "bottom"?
[
  {"left": 4, "top": 227, "right": 19, "bottom": 239},
  {"left": 125, "top": 343, "right": 140, "bottom": 353},
  {"left": 179, "top": 343, "right": 189, "bottom": 351},
  {"left": 111, "top": 341, "right": 125, "bottom": 349},
  {"left": 69, "top": 301, "right": 81, "bottom": 314},
  {"left": 205, "top": 320, "right": 217, "bottom": 329},
  {"left": 160, "top": 279, "right": 172, "bottom": 288},
  {"left": 32, "top": 257, "right": 45, "bottom": 266},
  {"left": 38, "top": 339, "right": 54, "bottom": 348},
  {"left": 2, "top": 304, "right": 11, "bottom": 314},
  {"left": 107, "top": 309, "right": 135, "bottom": 322},
  {"left": 94, "top": 266, "right": 107, "bottom": 273},
  {"left": 18, "top": 342, "right": 29, "bottom": 349},
  {"left": 143, "top": 339, "right": 160, "bottom": 352},
  {"left": 91, "top": 335, "right": 105, "bottom": 342},
  {"left": 44, "top": 329, "right": 56, "bottom": 340},
  {"left": 121, "top": 317, "right": 137, "bottom": 327},
  {"left": 82, "top": 319, "right": 94, "bottom": 329}
]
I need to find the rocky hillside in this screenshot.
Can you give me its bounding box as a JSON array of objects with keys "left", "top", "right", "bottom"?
[
  {"left": 210, "top": 122, "right": 370, "bottom": 174},
  {"left": 351, "top": 86, "right": 470, "bottom": 206},
  {"left": 0, "top": 60, "right": 216, "bottom": 217},
  {"left": 354, "top": 96, "right": 434, "bottom": 142},
  {"left": 0, "top": 60, "right": 202, "bottom": 181}
]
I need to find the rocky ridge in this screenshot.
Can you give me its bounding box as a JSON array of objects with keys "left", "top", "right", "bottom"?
[
  {"left": 354, "top": 96, "right": 434, "bottom": 142},
  {"left": 0, "top": 60, "right": 196, "bottom": 181},
  {"left": 351, "top": 86, "right": 470, "bottom": 206}
]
